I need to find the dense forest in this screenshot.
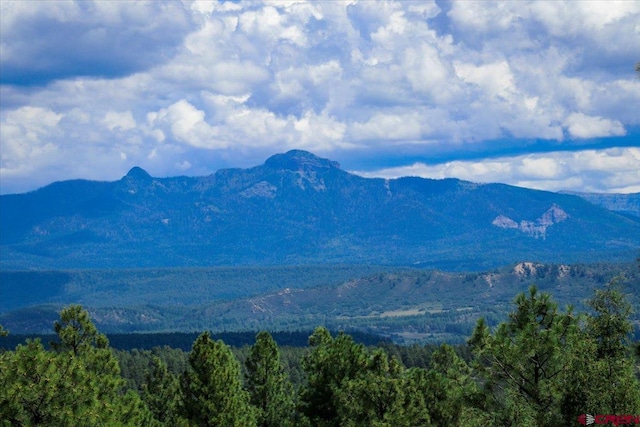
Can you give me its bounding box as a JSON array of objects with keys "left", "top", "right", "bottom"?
[{"left": 1, "top": 280, "right": 639, "bottom": 426}]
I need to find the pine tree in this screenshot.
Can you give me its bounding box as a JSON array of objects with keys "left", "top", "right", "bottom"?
[
  {"left": 299, "top": 327, "right": 367, "bottom": 427},
  {"left": 560, "top": 280, "right": 640, "bottom": 420},
  {"left": 422, "top": 344, "right": 478, "bottom": 426},
  {"left": 401, "top": 368, "right": 434, "bottom": 426},
  {"left": 51, "top": 304, "right": 108, "bottom": 355},
  {"left": 142, "top": 356, "right": 186, "bottom": 426},
  {"left": 337, "top": 349, "right": 407, "bottom": 427},
  {"left": 0, "top": 305, "right": 153, "bottom": 426},
  {"left": 50, "top": 305, "right": 128, "bottom": 422},
  {"left": 587, "top": 278, "right": 633, "bottom": 360},
  {"left": 469, "top": 286, "right": 579, "bottom": 427},
  {"left": 180, "top": 331, "right": 256, "bottom": 427},
  {"left": 245, "top": 331, "right": 296, "bottom": 427}
]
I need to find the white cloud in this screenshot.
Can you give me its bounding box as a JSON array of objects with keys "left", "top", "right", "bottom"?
[
  {"left": 146, "top": 94, "right": 350, "bottom": 155},
  {"left": 103, "top": 111, "right": 136, "bottom": 132},
  {"left": 455, "top": 60, "right": 516, "bottom": 101},
  {"left": 403, "top": 43, "right": 452, "bottom": 101},
  {"left": 564, "top": 113, "right": 626, "bottom": 139},
  {"left": 5, "top": 105, "right": 63, "bottom": 131},
  {"left": 239, "top": 6, "right": 306, "bottom": 46},
  {"left": 519, "top": 157, "right": 563, "bottom": 179},
  {"left": 448, "top": 1, "right": 521, "bottom": 33},
  {"left": 271, "top": 60, "right": 345, "bottom": 109},
  {"left": 531, "top": 1, "right": 640, "bottom": 36},
  {"left": 190, "top": 0, "right": 241, "bottom": 16},
  {"left": 0, "top": 106, "right": 62, "bottom": 170},
  {"left": 349, "top": 112, "right": 422, "bottom": 141},
  {"left": 150, "top": 99, "right": 223, "bottom": 149},
  {"left": 293, "top": 111, "right": 348, "bottom": 151}
]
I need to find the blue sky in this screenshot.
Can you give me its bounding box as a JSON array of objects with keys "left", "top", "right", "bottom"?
[{"left": 1, "top": 0, "right": 639, "bottom": 195}]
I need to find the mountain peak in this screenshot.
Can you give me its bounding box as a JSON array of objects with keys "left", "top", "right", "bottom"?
[
  {"left": 124, "top": 166, "right": 152, "bottom": 180},
  {"left": 264, "top": 150, "right": 340, "bottom": 171}
]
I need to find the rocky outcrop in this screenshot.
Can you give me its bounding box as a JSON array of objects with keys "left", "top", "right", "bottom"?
[
  {"left": 240, "top": 181, "right": 277, "bottom": 198},
  {"left": 492, "top": 205, "right": 569, "bottom": 239}
]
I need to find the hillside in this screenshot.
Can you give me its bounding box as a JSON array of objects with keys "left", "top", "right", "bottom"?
[
  {"left": 2, "top": 262, "right": 637, "bottom": 342},
  {"left": 1, "top": 150, "right": 639, "bottom": 270},
  {"left": 562, "top": 191, "right": 640, "bottom": 218}
]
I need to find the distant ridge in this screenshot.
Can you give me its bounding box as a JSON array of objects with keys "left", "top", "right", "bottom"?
[
  {"left": 1, "top": 150, "right": 639, "bottom": 270},
  {"left": 561, "top": 191, "right": 640, "bottom": 218}
]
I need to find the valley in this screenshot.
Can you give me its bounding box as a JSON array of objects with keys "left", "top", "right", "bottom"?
[{"left": 2, "top": 261, "right": 637, "bottom": 343}]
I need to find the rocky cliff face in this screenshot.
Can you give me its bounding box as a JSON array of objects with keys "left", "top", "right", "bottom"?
[{"left": 492, "top": 205, "right": 569, "bottom": 239}]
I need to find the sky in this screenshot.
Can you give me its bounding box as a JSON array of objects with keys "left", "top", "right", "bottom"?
[{"left": 1, "top": 0, "right": 639, "bottom": 195}]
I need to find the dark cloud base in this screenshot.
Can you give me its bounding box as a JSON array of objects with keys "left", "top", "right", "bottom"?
[
  {"left": 340, "top": 134, "right": 640, "bottom": 171},
  {"left": 0, "top": 2, "right": 190, "bottom": 86}
]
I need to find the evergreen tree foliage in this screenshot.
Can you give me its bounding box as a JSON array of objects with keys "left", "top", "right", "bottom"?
[
  {"left": 180, "top": 331, "right": 256, "bottom": 427},
  {"left": 142, "top": 356, "right": 186, "bottom": 426},
  {"left": 398, "top": 344, "right": 482, "bottom": 427},
  {"left": 560, "top": 279, "right": 640, "bottom": 420},
  {"left": 299, "top": 327, "right": 367, "bottom": 427},
  {"left": 51, "top": 304, "right": 109, "bottom": 355},
  {"left": 401, "top": 368, "right": 434, "bottom": 426},
  {"left": 587, "top": 278, "right": 633, "bottom": 360},
  {"left": 422, "top": 344, "right": 478, "bottom": 426},
  {"left": 337, "top": 349, "right": 407, "bottom": 427},
  {"left": 0, "top": 305, "right": 153, "bottom": 426},
  {"left": 469, "top": 286, "right": 579, "bottom": 426},
  {"left": 245, "top": 331, "right": 296, "bottom": 427}
]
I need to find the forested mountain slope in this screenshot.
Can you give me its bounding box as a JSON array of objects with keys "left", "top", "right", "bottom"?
[
  {"left": 563, "top": 190, "right": 640, "bottom": 218},
  {"left": 1, "top": 150, "right": 638, "bottom": 270}
]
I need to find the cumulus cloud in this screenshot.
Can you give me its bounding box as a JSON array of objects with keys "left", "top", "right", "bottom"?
[
  {"left": 1, "top": 0, "right": 638, "bottom": 194},
  {"left": 349, "top": 112, "right": 422, "bottom": 142},
  {"left": 149, "top": 100, "right": 223, "bottom": 149},
  {"left": 103, "top": 111, "right": 136, "bottom": 132},
  {"left": 1, "top": 106, "right": 62, "bottom": 172},
  {"left": 0, "top": 104, "right": 135, "bottom": 192},
  {"left": 564, "top": 113, "right": 626, "bottom": 139}
]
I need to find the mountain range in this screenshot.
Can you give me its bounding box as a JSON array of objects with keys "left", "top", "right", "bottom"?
[{"left": 1, "top": 150, "right": 639, "bottom": 270}]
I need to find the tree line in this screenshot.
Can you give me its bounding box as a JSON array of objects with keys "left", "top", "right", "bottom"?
[{"left": 1, "top": 280, "right": 639, "bottom": 426}]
